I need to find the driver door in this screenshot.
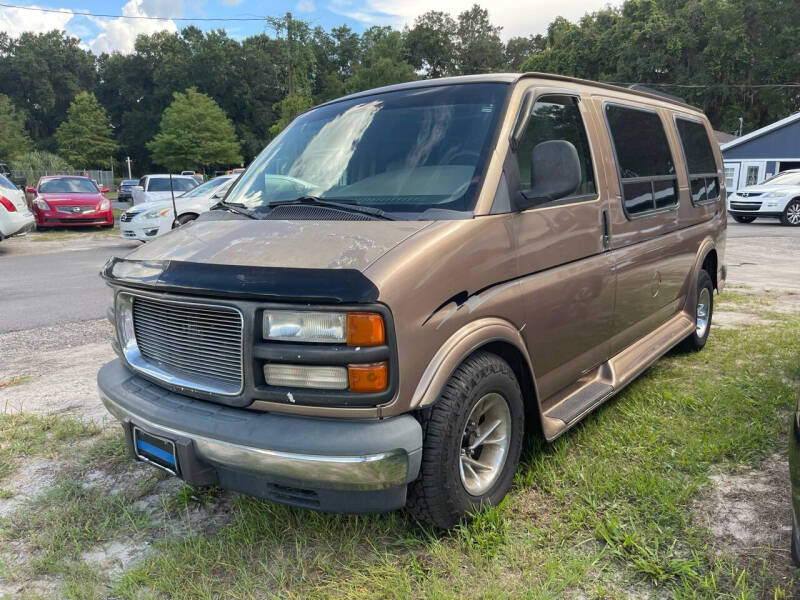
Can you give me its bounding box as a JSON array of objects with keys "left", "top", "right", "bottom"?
[{"left": 509, "top": 91, "right": 615, "bottom": 401}]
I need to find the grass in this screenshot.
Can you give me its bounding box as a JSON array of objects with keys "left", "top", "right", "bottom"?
[
  {"left": 0, "top": 374, "right": 32, "bottom": 390},
  {"left": 2, "top": 296, "right": 799, "bottom": 598}
]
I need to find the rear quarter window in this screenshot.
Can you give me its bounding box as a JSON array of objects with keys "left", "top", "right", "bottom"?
[
  {"left": 605, "top": 103, "right": 678, "bottom": 217},
  {"left": 675, "top": 117, "right": 720, "bottom": 205}
]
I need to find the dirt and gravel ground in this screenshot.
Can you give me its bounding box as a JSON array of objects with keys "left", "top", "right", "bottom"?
[{"left": 0, "top": 218, "right": 797, "bottom": 597}]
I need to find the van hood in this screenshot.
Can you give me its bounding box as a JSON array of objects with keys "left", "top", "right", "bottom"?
[{"left": 125, "top": 218, "right": 432, "bottom": 272}]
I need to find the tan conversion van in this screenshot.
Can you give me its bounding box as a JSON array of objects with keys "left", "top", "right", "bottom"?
[{"left": 98, "top": 73, "right": 726, "bottom": 528}]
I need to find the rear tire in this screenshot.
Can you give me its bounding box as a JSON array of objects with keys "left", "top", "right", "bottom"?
[
  {"left": 678, "top": 269, "right": 714, "bottom": 352},
  {"left": 781, "top": 199, "right": 800, "bottom": 226},
  {"left": 731, "top": 214, "right": 756, "bottom": 224},
  {"left": 406, "top": 351, "right": 524, "bottom": 529}
]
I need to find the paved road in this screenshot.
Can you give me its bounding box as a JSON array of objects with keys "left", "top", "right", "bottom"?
[
  {"left": 0, "top": 240, "right": 137, "bottom": 333},
  {"left": 0, "top": 217, "right": 797, "bottom": 335}
]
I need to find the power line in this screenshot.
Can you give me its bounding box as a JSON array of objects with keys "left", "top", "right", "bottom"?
[{"left": 0, "top": 2, "right": 266, "bottom": 21}]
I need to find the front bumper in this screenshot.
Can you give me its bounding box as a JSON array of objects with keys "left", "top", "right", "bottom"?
[
  {"left": 98, "top": 359, "right": 423, "bottom": 512},
  {"left": 35, "top": 209, "right": 113, "bottom": 227},
  {"left": 119, "top": 218, "right": 167, "bottom": 240},
  {"left": 0, "top": 210, "right": 34, "bottom": 239}
]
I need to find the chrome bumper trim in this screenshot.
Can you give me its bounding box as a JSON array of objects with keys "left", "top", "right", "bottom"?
[{"left": 99, "top": 388, "right": 409, "bottom": 491}]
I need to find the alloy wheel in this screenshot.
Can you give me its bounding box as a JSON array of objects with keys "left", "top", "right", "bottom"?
[
  {"left": 459, "top": 392, "right": 511, "bottom": 496},
  {"left": 696, "top": 287, "right": 711, "bottom": 337}
]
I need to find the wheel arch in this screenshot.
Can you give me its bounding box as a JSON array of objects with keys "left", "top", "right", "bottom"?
[{"left": 410, "top": 318, "right": 544, "bottom": 437}]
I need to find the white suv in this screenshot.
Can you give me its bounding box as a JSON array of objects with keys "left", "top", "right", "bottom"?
[
  {"left": 727, "top": 169, "right": 800, "bottom": 226},
  {"left": 131, "top": 174, "right": 198, "bottom": 205}
]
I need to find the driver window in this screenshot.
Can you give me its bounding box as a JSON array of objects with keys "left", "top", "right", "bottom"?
[{"left": 515, "top": 95, "right": 596, "bottom": 199}]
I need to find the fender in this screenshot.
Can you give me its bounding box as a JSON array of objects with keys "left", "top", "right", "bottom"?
[
  {"left": 410, "top": 317, "right": 540, "bottom": 411},
  {"left": 682, "top": 237, "right": 718, "bottom": 314}
]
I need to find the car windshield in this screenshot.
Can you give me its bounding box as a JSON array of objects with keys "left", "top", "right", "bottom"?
[
  {"left": 121, "top": 180, "right": 137, "bottom": 187},
  {"left": 224, "top": 83, "right": 509, "bottom": 219},
  {"left": 148, "top": 178, "right": 197, "bottom": 192},
  {"left": 0, "top": 174, "right": 16, "bottom": 190},
  {"left": 39, "top": 178, "right": 98, "bottom": 194},
  {"left": 180, "top": 177, "right": 232, "bottom": 198},
  {"left": 763, "top": 172, "right": 800, "bottom": 186}
]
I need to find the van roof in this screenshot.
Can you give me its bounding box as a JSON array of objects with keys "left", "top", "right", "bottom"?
[{"left": 321, "top": 72, "right": 700, "bottom": 112}]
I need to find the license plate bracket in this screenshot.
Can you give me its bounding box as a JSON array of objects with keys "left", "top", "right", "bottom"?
[{"left": 132, "top": 426, "right": 179, "bottom": 475}]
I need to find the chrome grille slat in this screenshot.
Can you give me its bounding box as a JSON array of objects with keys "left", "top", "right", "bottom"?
[
  {"left": 133, "top": 322, "right": 242, "bottom": 346},
  {"left": 131, "top": 337, "right": 243, "bottom": 369},
  {"left": 131, "top": 295, "right": 244, "bottom": 394}
]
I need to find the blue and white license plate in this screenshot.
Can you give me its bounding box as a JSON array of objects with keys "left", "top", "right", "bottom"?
[{"left": 132, "top": 426, "right": 179, "bottom": 475}]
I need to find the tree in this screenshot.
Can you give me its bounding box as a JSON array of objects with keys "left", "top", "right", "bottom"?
[
  {"left": 504, "top": 35, "right": 545, "bottom": 71},
  {"left": 10, "top": 150, "right": 72, "bottom": 173},
  {"left": 147, "top": 87, "right": 242, "bottom": 171},
  {"left": 405, "top": 11, "right": 457, "bottom": 78},
  {"left": 54, "top": 92, "right": 118, "bottom": 168},
  {"left": 346, "top": 27, "right": 416, "bottom": 93},
  {"left": 455, "top": 5, "right": 505, "bottom": 74},
  {"left": 0, "top": 95, "right": 32, "bottom": 160},
  {"left": 0, "top": 30, "right": 95, "bottom": 148}
]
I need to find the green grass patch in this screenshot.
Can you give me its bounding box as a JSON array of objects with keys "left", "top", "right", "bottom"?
[
  {"left": 0, "top": 414, "right": 100, "bottom": 480},
  {"left": 0, "top": 374, "right": 33, "bottom": 390},
  {"left": 106, "top": 308, "right": 800, "bottom": 599}
]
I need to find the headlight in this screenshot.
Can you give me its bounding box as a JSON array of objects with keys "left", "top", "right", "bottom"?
[
  {"left": 264, "top": 310, "right": 346, "bottom": 343},
  {"left": 100, "top": 199, "right": 111, "bottom": 210},
  {"left": 33, "top": 198, "right": 51, "bottom": 210},
  {"left": 763, "top": 191, "right": 786, "bottom": 198},
  {"left": 263, "top": 310, "right": 385, "bottom": 345},
  {"left": 264, "top": 364, "right": 348, "bottom": 389},
  {"left": 139, "top": 207, "right": 172, "bottom": 220},
  {"left": 115, "top": 294, "right": 135, "bottom": 349}
]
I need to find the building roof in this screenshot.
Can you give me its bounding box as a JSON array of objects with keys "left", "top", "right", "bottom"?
[
  {"left": 714, "top": 130, "right": 737, "bottom": 144},
  {"left": 720, "top": 111, "right": 800, "bottom": 151}
]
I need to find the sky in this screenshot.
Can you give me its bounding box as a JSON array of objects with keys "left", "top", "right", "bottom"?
[{"left": 0, "top": 0, "right": 613, "bottom": 54}]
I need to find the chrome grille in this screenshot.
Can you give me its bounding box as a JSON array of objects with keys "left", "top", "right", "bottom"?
[
  {"left": 131, "top": 295, "right": 244, "bottom": 394},
  {"left": 120, "top": 210, "right": 141, "bottom": 222}
]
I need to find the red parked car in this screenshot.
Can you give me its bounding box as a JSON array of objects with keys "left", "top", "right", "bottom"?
[{"left": 28, "top": 176, "right": 114, "bottom": 229}]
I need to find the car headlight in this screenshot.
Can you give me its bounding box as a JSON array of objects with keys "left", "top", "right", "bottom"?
[
  {"left": 263, "top": 310, "right": 385, "bottom": 346},
  {"left": 99, "top": 199, "right": 111, "bottom": 210},
  {"left": 763, "top": 191, "right": 786, "bottom": 198},
  {"left": 115, "top": 293, "right": 135, "bottom": 350},
  {"left": 33, "top": 198, "right": 51, "bottom": 210},
  {"left": 139, "top": 207, "right": 172, "bottom": 220}
]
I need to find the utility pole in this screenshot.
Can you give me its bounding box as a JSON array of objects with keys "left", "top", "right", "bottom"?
[{"left": 126, "top": 156, "right": 133, "bottom": 179}]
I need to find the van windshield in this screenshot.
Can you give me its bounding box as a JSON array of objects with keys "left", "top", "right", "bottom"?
[{"left": 224, "top": 83, "right": 509, "bottom": 219}]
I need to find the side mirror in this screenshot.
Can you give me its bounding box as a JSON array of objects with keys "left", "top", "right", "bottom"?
[
  {"left": 26, "top": 187, "right": 37, "bottom": 196},
  {"left": 101, "top": 186, "right": 110, "bottom": 194},
  {"left": 516, "top": 140, "right": 581, "bottom": 210}
]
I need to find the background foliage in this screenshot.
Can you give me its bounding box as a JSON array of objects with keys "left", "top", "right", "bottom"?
[{"left": 0, "top": 0, "right": 798, "bottom": 173}]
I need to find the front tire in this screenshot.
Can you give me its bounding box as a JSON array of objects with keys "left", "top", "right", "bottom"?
[
  {"left": 678, "top": 269, "right": 714, "bottom": 352},
  {"left": 731, "top": 214, "right": 756, "bottom": 224},
  {"left": 406, "top": 351, "right": 524, "bottom": 529},
  {"left": 781, "top": 199, "right": 800, "bottom": 226}
]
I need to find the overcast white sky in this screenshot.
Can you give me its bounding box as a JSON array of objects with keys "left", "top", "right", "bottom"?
[{"left": 0, "top": 0, "right": 614, "bottom": 54}]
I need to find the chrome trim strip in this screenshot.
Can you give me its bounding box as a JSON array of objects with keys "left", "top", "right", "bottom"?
[
  {"left": 117, "top": 292, "right": 245, "bottom": 396},
  {"left": 99, "top": 388, "right": 409, "bottom": 490}
]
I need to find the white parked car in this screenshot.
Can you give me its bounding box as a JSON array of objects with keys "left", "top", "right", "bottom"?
[
  {"left": 131, "top": 174, "right": 199, "bottom": 205},
  {"left": 120, "top": 175, "right": 238, "bottom": 241},
  {"left": 0, "top": 173, "right": 34, "bottom": 241},
  {"left": 727, "top": 169, "right": 800, "bottom": 226}
]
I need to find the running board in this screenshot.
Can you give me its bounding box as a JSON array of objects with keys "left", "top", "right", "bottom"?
[{"left": 540, "top": 311, "right": 694, "bottom": 441}]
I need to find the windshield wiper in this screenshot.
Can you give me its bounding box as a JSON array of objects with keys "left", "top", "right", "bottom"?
[
  {"left": 215, "top": 200, "right": 257, "bottom": 219},
  {"left": 266, "top": 196, "right": 394, "bottom": 220}
]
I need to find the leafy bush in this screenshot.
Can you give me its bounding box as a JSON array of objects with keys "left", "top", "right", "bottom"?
[{"left": 10, "top": 151, "right": 73, "bottom": 173}]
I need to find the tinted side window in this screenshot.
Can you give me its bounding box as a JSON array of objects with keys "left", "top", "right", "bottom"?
[
  {"left": 675, "top": 117, "right": 719, "bottom": 205},
  {"left": 516, "top": 96, "right": 596, "bottom": 200},
  {"left": 606, "top": 104, "right": 678, "bottom": 216}
]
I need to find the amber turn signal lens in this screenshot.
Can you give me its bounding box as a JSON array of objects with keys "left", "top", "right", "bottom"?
[
  {"left": 348, "top": 362, "right": 388, "bottom": 393},
  {"left": 346, "top": 312, "right": 385, "bottom": 346}
]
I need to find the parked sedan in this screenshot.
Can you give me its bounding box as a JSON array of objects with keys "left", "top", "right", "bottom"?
[
  {"left": 117, "top": 179, "right": 139, "bottom": 202},
  {"left": 28, "top": 176, "right": 114, "bottom": 229},
  {"left": 0, "top": 173, "right": 34, "bottom": 241},
  {"left": 120, "top": 175, "right": 238, "bottom": 241},
  {"left": 727, "top": 169, "right": 800, "bottom": 226}
]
